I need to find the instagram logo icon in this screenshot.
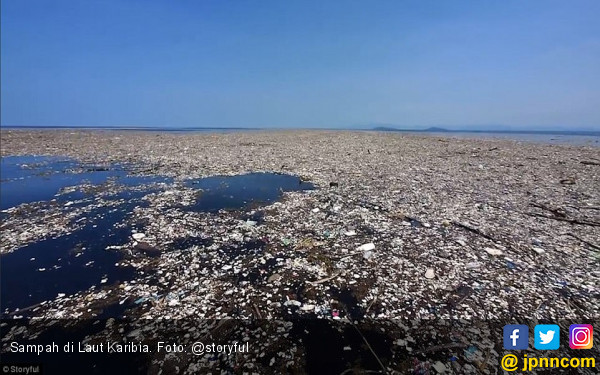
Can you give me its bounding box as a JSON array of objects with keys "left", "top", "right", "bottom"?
[{"left": 569, "top": 324, "right": 593, "bottom": 349}]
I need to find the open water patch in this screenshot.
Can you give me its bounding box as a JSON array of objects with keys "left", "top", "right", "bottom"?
[
  {"left": 1, "top": 156, "right": 315, "bottom": 316},
  {"left": 0, "top": 156, "right": 167, "bottom": 210},
  {"left": 184, "top": 172, "right": 314, "bottom": 212},
  {"left": 1, "top": 200, "right": 141, "bottom": 313}
]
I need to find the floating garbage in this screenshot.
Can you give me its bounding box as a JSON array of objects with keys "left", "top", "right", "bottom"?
[
  {"left": 131, "top": 233, "right": 146, "bottom": 240},
  {"left": 1, "top": 129, "right": 599, "bottom": 373},
  {"left": 532, "top": 246, "right": 545, "bottom": 254},
  {"left": 484, "top": 247, "right": 503, "bottom": 256},
  {"left": 357, "top": 243, "right": 375, "bottom": 251}
]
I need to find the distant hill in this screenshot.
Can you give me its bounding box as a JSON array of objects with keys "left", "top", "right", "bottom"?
[
  {"left": 371, "top": 125, "right": 599, "bottom": 136},
  {"left": 371, "top": 126, "right": 449, "bottom": 132},
  {"left": 372, "top": 126, "right": 401, "bottom": 131},
  {"left": 423, "top": 127, "right": 449, "bottom": 132}
]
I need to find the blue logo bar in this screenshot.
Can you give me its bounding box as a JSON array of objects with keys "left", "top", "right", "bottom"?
[{"left": 503, "top": 324, "right": 529, "bottom": 350}]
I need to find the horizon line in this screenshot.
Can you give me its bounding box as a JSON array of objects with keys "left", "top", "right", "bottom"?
[{"left": 1, "top": 124, "right": 599, "bottom": 135}]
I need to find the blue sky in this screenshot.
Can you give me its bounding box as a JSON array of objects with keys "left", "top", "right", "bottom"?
[{"left": 1, "top": 0, "right": 599, "bottom": 129}]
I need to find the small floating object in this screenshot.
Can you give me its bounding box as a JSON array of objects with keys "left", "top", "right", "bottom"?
[
  {"left": 432, "top": 362, "right": 447, "bottom": 373},
  {"left": 425, "top": 268, "right": 435, "bottom": 279},
  {"left": 132, "top": 233, "right": 146, "bottom": 240},
  {"left": 532, "top": 247, "right": 545, "bottom": 254},
  {"left": 300, "top": 304, "right": 315, "bottom": 311},
  {"left": 357, "top": 243, "right": 375, "bottom": 251},
  {"left": 134, "top": 242, "right": 161, "bottom": 257},
  {"left": 484, "top": 247, "right": 503, "bottom": 256},
  {"left": 344, "top": 230, "right": 357, "bottom": 236}
]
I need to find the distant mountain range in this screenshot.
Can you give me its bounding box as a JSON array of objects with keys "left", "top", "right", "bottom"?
[{"left": 370, "top": 126, "right": 600, "bottom": 136}]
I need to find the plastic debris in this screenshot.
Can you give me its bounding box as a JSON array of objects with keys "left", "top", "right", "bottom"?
[
  {"left": 357, "top": 243, "right": 375, "bottom": 251},
  {"left": 532, "top": 247, "right": 545, "bottom": 254},
  {"left": 132, "top": 233, "right": 146, "bottom": 240},
  {"left": 2, "top": 129, "right": 599, "bottom": 374},
  {"left": 484, "top": 247, "right": 503, "bottom": 256}
]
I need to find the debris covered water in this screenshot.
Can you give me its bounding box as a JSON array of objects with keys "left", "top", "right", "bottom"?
[
  {"left": 0, "top": 155, "right": 166, "bottom": 210},
  {"left": 1, "top": 130, "right": 598, "bottom": 374},
  {"left": 0, "top": 155, "right": 314, "bottom": 317}
]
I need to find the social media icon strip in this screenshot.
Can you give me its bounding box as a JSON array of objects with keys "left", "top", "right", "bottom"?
[
  {"left": 504, "top": 324, "right": 529, "bottom": 350},
  {"left": 534, "top": 324, "right": 560, "bottom": 350},
  {"left": 569, "top": 324, "right": 593, "bottom": 349}
]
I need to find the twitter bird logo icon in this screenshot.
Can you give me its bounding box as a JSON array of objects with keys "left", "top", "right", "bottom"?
[
  {"left": 535, "top": 324, "right": 560, "bottom": 349},
  {"left": 540, "top": 330, "right": 555, "bottom": 344}
]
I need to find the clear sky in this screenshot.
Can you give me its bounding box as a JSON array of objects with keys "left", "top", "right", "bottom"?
[{"left": 1, "top": 0, "right": 599, "bottom": 129}]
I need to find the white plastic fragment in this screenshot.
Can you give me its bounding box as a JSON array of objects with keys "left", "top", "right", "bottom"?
[
  {"left": 300, "top": 304, "right": 315, "bottom": 311},
  {"left": 532, "top": 247, "right": 545, "bottom": 254},
  {"left": 132, "top": 233, "right": 146, "bottom": 240},
  {"left": 357, "top": 243, "right": 375, "bottom": 251},
  {"left": 484, "top": 247, "right": 503, "bottom": 256},
  {"left": 432, "top": 361, "right": 448, "bottom": 373}
]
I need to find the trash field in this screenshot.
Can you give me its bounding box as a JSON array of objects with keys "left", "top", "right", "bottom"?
[{"left": 1, "top": 129, "right": 599, "bottom": 373}]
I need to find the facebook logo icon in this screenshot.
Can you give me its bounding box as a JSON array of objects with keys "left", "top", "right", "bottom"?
[{"left": 503, "top": 325, "right": 529, "bottom": 349}]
